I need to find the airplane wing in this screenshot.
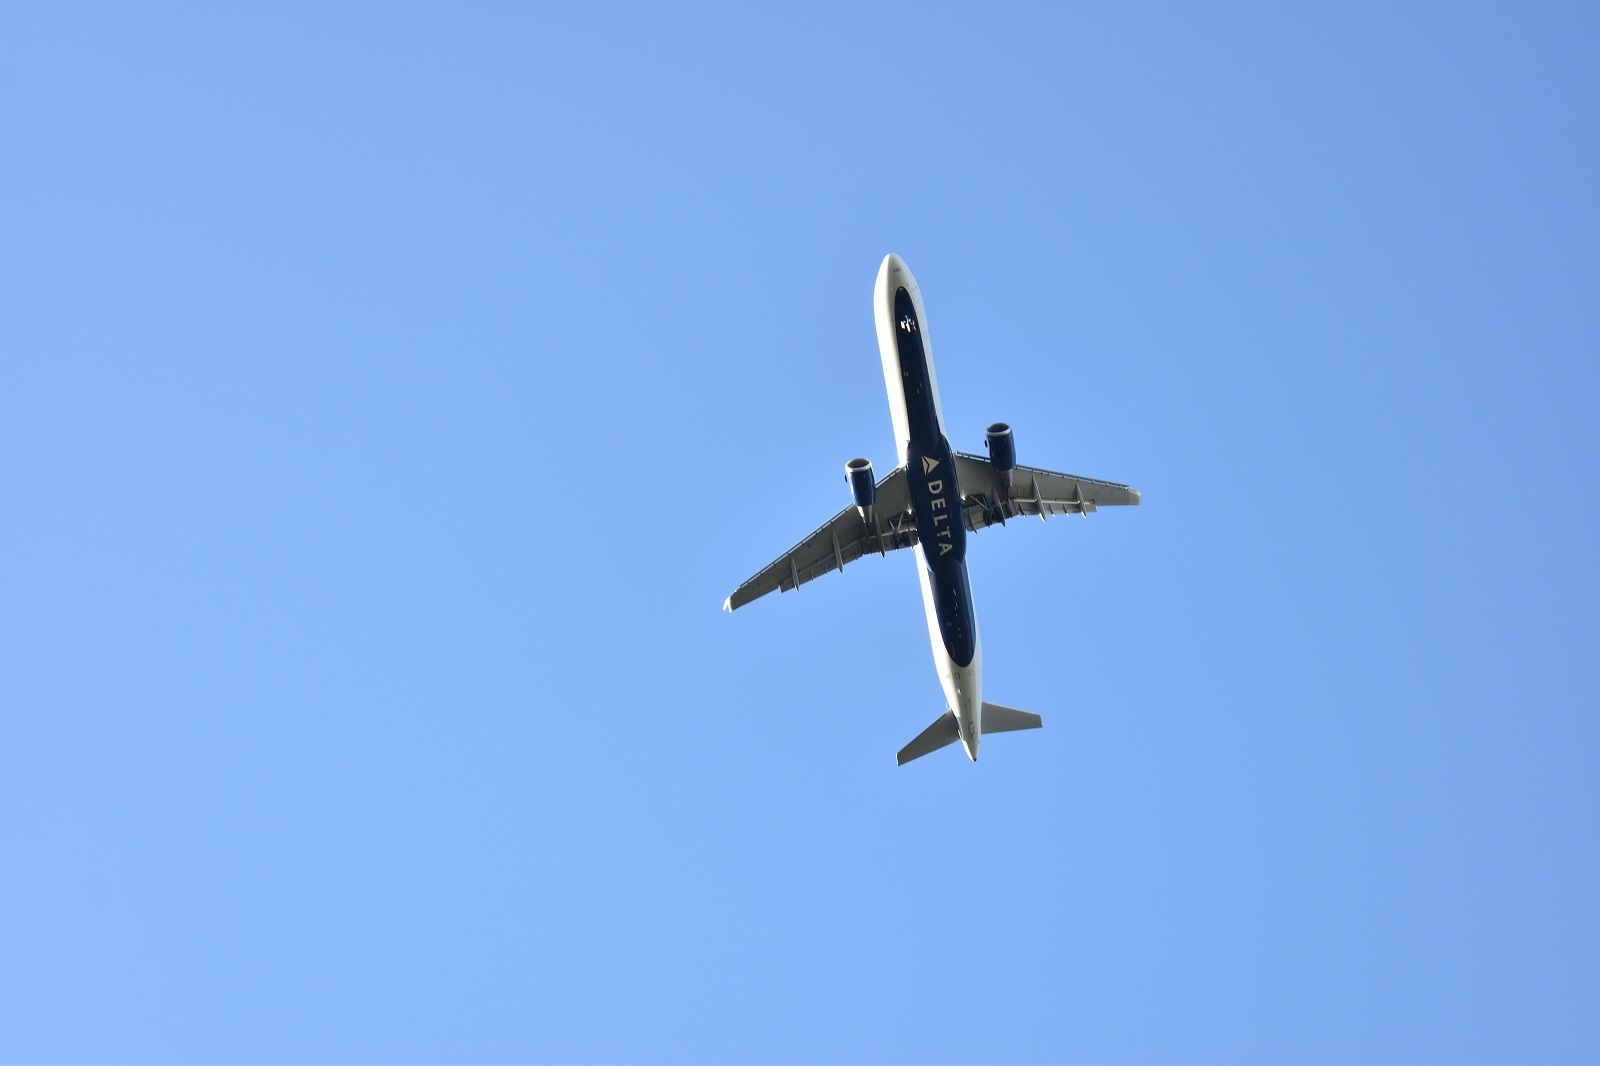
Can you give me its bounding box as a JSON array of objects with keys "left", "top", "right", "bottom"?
[
  {"left": 952, "top": 453, "right": 1141, "bottom": 531},
  {"left": 724, "top": 466, "right": 918, "bottom": 611}
]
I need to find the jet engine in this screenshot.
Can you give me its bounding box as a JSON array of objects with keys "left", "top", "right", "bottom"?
[
  {"left": 845, "top": 457, "right": 876, "bottom": 518},
  {"left": 985, "top": 422, "right": 1016, "bottom": 474}
]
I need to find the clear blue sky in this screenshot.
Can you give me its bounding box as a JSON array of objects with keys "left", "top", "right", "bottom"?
[{"left": 3, "top": 3, "right": 1597, "bottom": 1062}]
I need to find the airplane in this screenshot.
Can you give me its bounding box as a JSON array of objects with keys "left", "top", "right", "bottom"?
[{"left": 724, "top": 254, "right": 1141, "bottom": 765}]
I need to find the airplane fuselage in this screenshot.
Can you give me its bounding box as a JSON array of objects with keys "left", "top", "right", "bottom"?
[{"left": 873, "top": 254, "right": 984, "bottom": 760}]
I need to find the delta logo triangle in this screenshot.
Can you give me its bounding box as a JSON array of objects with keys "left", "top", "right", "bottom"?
[{"left": 922, "top": 456, "right": 940, "bottom": 475}]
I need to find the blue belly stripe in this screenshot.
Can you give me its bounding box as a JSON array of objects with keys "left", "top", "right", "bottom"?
[{"left": 892, "top": 287, "right": 976, "bottom": 667}]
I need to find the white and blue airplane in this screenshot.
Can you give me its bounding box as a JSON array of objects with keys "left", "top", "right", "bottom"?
[{"left": 725, "top": 254, "right": 1141, "bottom": 765}]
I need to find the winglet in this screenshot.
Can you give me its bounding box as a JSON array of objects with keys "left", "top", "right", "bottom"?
[{"left": 722, "top": 596, "right": 733, "bottom": 613}]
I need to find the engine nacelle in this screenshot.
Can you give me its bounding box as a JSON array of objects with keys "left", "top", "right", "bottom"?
[
  {"left": 845, "top": 457, "right": 876, "bottom": 517},
  {"left": 985, "top": 422, "right": 1016, "bottom": 474}
]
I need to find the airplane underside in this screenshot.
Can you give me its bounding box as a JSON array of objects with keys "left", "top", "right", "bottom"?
[{"left": 725, "top": 254, "right": 1141, "bottom": 765}]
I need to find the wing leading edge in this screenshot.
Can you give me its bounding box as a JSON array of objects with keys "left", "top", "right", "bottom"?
[{"left": 723, "top": 466, "right": 918, "bottom": 612}]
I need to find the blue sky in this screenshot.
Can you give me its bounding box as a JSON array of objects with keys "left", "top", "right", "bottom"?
[{"left": 3, "top": 3, "right": 1597, "bottom": 1062}]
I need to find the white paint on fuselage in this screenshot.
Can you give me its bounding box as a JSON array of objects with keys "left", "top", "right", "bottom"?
[{"left": 873, "top": 253, "right": 984, "bottom": 760}]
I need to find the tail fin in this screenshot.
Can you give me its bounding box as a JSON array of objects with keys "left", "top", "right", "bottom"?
[
  {"left": 981, "top": 701, "right": 1043, "bottom": 734},
  {"left": 894, "top": 703, "right": 1043, "bottom": 765}
]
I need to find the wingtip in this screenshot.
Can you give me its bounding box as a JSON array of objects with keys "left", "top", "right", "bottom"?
[{"left": 722, "top": 596, "right": 733, "bottom": 613}]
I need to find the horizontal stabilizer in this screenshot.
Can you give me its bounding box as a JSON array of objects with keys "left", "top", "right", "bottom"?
[
  {"left": 981, "top": 702, "right": 1042, "bottom": 734},
  {"left": 896, "top": 710, "right": 961, "bottom": 766}
]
